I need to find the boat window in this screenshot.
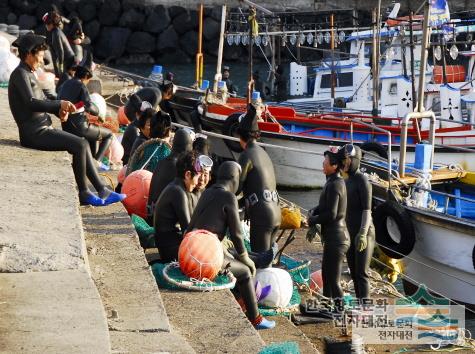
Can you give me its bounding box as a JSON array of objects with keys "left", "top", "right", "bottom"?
[
  {"left": 320, "top": 73, "right": 353, "bottom": 88},
  {"left": 389, "top": 83, "right": 397, "bottom": 95}
]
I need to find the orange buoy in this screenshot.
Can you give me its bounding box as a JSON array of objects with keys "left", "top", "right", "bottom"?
[
  {"left": 121, "top": 169, "right": 152, "bottom": 218},
  {"left": 117, "top": 106, "right": 130, "bottom": 125},
  {"left": 310, "top": 270, "right": 323, "bottom": 291},
  {"left": 178, "top": 230, "right": 224, "bottom": 281},
  {"left": 117, "top": 165, "right": 127, "bottom": 184}
]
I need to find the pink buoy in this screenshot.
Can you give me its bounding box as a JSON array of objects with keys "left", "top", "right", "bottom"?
[
  {"left": 121, "top": 169, "right": 152, "bottom": 218},
  {"left": 117, "top": 165, "right": 127, "bottom": 184},
  {"left": 310, "top": 270, "right": 323, "bottom": 291},
  {"left": 106, "top": 135, "right": 124, "bottom": 164}
]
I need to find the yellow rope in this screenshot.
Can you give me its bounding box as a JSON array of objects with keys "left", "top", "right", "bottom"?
[{"left": 99, "top": 173, "right": 115, "bottom": 190}]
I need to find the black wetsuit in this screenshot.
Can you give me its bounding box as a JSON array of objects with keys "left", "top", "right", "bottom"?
[
  {"left": 124, "top": 87, "right": 162, "bottom": 121},
  {"left": 238, "top": 140, "right": 281, "bottom": 254},
  {"left": 187, "top": 162, "right": 259, "bottom": 321},
  {"left": 308, "top": 172, "right": 350, "bottom": 300},
  {"left": 121, "top": 120, "right": 140, "bottom": 165},
  {"left": 56, "top": 72, "right": 71, "bottom": 93},
  {"left": 153, "top": 178, "right": 193, "bottom": 262},
  {"left": 8, "top": 61, "right": 106, "bottom": 196},
  {"left": 129, "top": 132, "right": 147, "bottom": 160},
  {"left": 345, "top": 159, "right": 375, "bottom": 300},
  {"left": 66, "top": 19, "right": 84, "bottom": 63},
  {"left": 48, "top": 27, "right": 75, "bottom": 77},
  {"left": 58, "top": 77, "right": 113, "bottom": 162},
  {"left": 223, "top": 77, "right": 238, "bottom": 96},
  {"left": 148, "top": 129, "right": 193, "bottom": 219}
]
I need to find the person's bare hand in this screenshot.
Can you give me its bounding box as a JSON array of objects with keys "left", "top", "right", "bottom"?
[
  {"left": 59, "top": 109, "right": 69, "bottom": 122},
  {"left": 60, "top": 100, "right": 76, "bottom": 113}
]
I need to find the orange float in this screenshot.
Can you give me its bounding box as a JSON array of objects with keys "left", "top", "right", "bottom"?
[
  {"left": 310, "top": 270, "right": 323, "bottom": 291},
  {"left": 121, "top": 169, "right": 152, "bottom": 218},
  {"left": 117, "top": 106, "right": 130, "bottom": 125},
  {"left": 178, "top": 230, "right": 224, "bottom": 281}
]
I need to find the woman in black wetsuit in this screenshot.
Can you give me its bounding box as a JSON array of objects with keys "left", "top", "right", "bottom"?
[
  {"left": 58, "top": 54, "right": 113, "bottom": 168},
  {"left": 340, "top": 144, "right": 375, "bottom": 301},
  {"left": 8, "top": 33, "right": 124, "bottom": 206},
  {"left": 187, "top": 161, "right": 275, "bottom": 330},
  {"left": 308, "top": 147, "right": 350, "bottom": 304},
  {"left": 43, "top": 11, "right": 75, "bottom": 78}
]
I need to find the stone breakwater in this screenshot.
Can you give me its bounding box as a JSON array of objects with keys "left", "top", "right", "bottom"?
[
  {"left": 0, "top": 0, "right": 256, "bottom": 65},
  {"left": 0, "top": 0, "right": 472, "bottom": 65}
]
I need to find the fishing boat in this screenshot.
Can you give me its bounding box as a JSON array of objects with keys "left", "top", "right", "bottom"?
[{"left": 362, "top": 110, "right": 475, "bottom": 307}]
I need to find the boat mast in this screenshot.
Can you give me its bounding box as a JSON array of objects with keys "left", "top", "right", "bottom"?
[
  {"left": 417, "top": 0, "right": 431, "bottom": 113},
  {"left": 371, "top": 8, "right": 378, "bottom": 115},
  {"left": 247, "top": 6, "right": 256, "bottom": 104},
  {"left": 214, "top": 5, "right": 227, "bottom": 93},
  {"left": 331, "top": 13, "right": 335, "bottom": 100},
  {"left": 195, "top": 3, "right": 204, "bottom": 88},
  {"left": 409, "top": 12, "right": 417, "bottom": 110}
]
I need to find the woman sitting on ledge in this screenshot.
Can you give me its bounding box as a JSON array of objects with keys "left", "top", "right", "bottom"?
[{"left": 8, "top": 33, "right": 124, "bottom": 206}]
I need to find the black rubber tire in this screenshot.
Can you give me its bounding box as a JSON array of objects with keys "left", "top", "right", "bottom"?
[
  {"left": 373, "top": 201, "right": 416, "bottom": 259},
  {"left": 334, "top": 97, "right": 346, "bottom": 108},
  {"left": 360, "top": 141, "right": 388, "bottom": 159},
  {"left": 221, "top": 112, "right": 244, "bottom": 153}
]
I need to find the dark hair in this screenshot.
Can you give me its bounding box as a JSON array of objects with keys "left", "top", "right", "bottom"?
[
  {"left": 238, "top": 129, "right": 260, "bottom": 143},
  {"left": 162, "top": 82, "right": 174, "bottom": 98},
  {"left": 150, "top": 111, "right": 171, "bottom": 139},
  {"left": 324, "top": 151, "right": 342, "bottom": 171},
  {"left": 192, "top": 137, "right": 209, "bottom": 156},
  {"left": 137, "top": 108, "right": 155, "bottom": 129},
  {"left": 74, "top": 66, "right": 92, "bottom": 80},
  {"left": 176, "top": 151, "right": 198, "bottom": 178},
  {"left": 44, "top": 11, "right": 62, "bottom": 27},
  {"left": 19, "top": 42, "right": 48, "bottom": 61}
]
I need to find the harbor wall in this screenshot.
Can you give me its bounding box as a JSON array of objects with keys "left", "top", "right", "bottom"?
[{"left": 0, "top": 0, "right": 472, "bottom": 65}]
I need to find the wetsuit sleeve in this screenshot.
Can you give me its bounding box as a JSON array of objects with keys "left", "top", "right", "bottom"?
[
  {"left": 357, "top": 174, "right": 372, "bottom": 236},
  {"left": 51, "top": 30, "right": 64, "bottom": 71},
  {"left": 81, "top": 84, "right": 99, "bottom": 116},
  {"left": 311, "top": 182, "right": 340, "bottom": 225},
  {"left": 15, "top": 70, "right": 61, "bottom": 114},
  {"left": 43, "top": 88, "right": 57, "bottom": 100},
  {"left": 224, "top": 195, "right": 246, "bottom": 254},
  {"left": 172, "top": 190, "right": 191, "bottom": 232},
  {"left": 237, "top": 153, "right": 253, "bottom": 195}
]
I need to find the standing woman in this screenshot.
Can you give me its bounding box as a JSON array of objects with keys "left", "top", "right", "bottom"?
[
  {"left": 43, "top": 11, "right": 75, "bottom": 78},
  {"left": 66, "top": 16, "right": 86, "bottom": 64},
  {"left": 340, "top": 144, "right": 375, "bottom": 301},
  {"left": 307, "top": 147, "right": 350, "bottom": 305}
]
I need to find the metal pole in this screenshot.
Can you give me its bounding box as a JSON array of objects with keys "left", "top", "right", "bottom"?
[
  {"left": 331, "top": 13, "right": 335, "bottom": 100},
  {"left": 440, "top": 35, "right": 448, "bottom": 84},
  {"left": 247, "top": 8, "right": 255, "bottom": 104},
  {"left": 195, "top": 3, "right": 204, "bottom": 87},
  {"left": 214, "top": 5, "right": 227, "bottom": 93},
  {"left": 375, "top": 0, "right": 382, "bottom": 112},
  {"left": 271, "top": 35, "right": 276, "bottom": 96},
  {"left": 409, "top": 12, "right": 417, "bottom": 111},
  {"left": 417, "top": 0, "right": 431, "bottom": 112},
  {"left": 372, "top": 9, "right": 378, "bottom": 115}
]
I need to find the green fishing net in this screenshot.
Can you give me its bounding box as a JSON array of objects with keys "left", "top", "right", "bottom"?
[
  {"left": 126, "top": 139, "right": 171, "bottom": 175},
  {"left": 258, "top": 341, "right": 301, "bottom": 354},
  {"left": 151, "top": 262, "right": 235, "bottom": 291},
  {"left": 0, "top": 82, "right": 8, "bottom": 88},
  {"left": 130, "top": 214, "right": 155, "bottom": 248}
]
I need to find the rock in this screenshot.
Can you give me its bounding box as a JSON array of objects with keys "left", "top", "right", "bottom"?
[
  {"left": 83, "top": 19, "right": 101, "bottom": 41},
  {"left": 179, "top": 30, "right": 198, "bottom": 57},
  {"left": 98, "top": 0, "right": 121, "bottom": 26},
  {"left": 63, "top": 0, "right": 80, "bottom": 14},
  {"left": 204, "top": 38, "right": 219, "bottom": 57},
  {"left": 7, "top": 13, "right": 16, "bottom": 25},
  {"left": 203, "top": 17, "right": 220, "bottom": 41},
  {"left": 208, "top": 5, "right": 224, "bottom": 22},
  {"left": 156, "top": 25, "right": 178, "bottom": 52},
  {"left": 35, "top": 0, "right": 62, "bottom": 21},
  {"left": 223, "top": 46, "right": 244, "bottom": 61},
  {"left": 172, "top": 10, "right": 198, "bottom": 35},
  {"left": 34, "top": 24, "right": 47, "bottom": 36},
  {"left": 0, "top": 7, "right": 10, "bottom": 23},
  {"left": 143, "top": 5, "right": 170, "bottom": 34},
  {"left": 168, "top": 5, "right": 186, "bottom": 19},
  {"left": 11, "top": 0, "right": 37, "bottom": 15},
  {"left": 157, "top": 48, "right": 192, "bottom": 64},
  {"left": 18, "top": 14, "right": 37, "bottom": 30},
  {"left": 115, "top": 53, "right": 154, "bottom": 65},
  {"left": 119, "top": 8, "right": 145, "bottom": 31},
  {"left": 94, "top": 26, "right": 131, "bottom": 60},
  {"left": 78, "top": 0, "right": 97, "bottom": 23},
  {"left": 126, "top": 31, "right": 155, "bottom": 54}
]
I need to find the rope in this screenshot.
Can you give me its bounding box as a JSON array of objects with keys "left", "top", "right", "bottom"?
[{"left": 99, "top": 173, "right": 115, "bottom": 190}]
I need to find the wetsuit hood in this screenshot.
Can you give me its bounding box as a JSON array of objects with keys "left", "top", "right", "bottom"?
[
  {"left": 346, "top": 145, "right": 362, "bottom": 175},
  {"left": 238, "top": 104, "right": 259, "bottom": 134},
  {"left": 217, "top": 161, "right": 241, "bottom": 194},
  {"left": 172, "top": 128, "right": 193, "bottom": 155}
]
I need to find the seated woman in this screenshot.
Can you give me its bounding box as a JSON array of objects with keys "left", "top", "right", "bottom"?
[
  {"left": 58, "top": 52, "right": 113, "bottom": 169},
  {"left": 187, "top": 161, "right": 275, "bottom": 330},
  {"left": 8, "top": 33, "right": 124, "bottom": 206},
  {"left": 153, "top": 151, "right": 205, "bottom": 262},
  {"left": 121, "top": 87, "right": 162, "bottom": 165},
  {"left": 128, "top": 106, "right": 154, "bottom": 159}
]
